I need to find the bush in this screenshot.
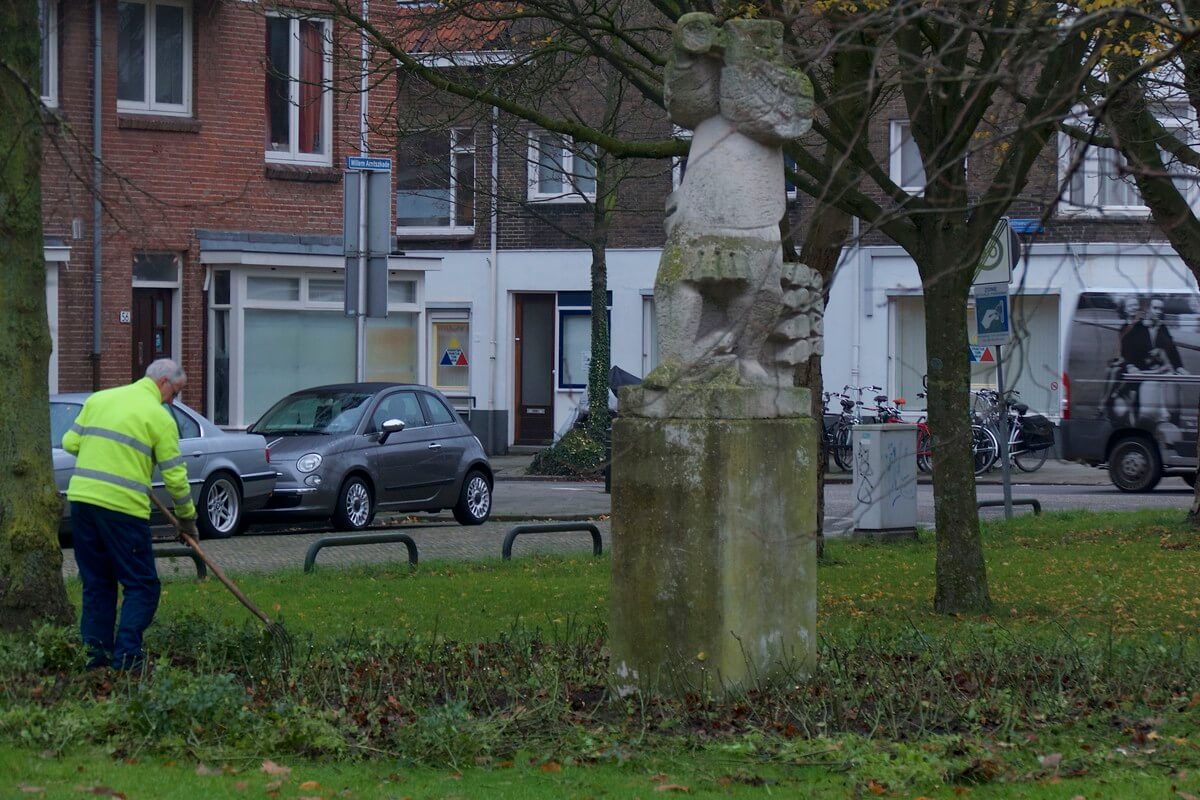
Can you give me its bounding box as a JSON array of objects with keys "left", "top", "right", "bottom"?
[{"left": 527, "top": 429, "right": 607, "bottom": 478}]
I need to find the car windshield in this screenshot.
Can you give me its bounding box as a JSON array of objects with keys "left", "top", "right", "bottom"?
[
  {"left": 50, "top": 402, "right": 83, "bottom": 448},
  {"left": 250, "top": 390, "right": 374, "bottom": 435}
]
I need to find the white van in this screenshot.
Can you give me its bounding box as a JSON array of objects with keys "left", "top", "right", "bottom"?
[{"left": 1061, "top": 291, "right": 1200, "bottom": 492}]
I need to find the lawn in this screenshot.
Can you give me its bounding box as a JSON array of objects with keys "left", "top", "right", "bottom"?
[{"left": 4, "top": 509, "right": 1200, "bottom": 799}]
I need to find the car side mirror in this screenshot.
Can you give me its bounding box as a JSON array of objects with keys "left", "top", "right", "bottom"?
[{"left": 378, "top": 418, "right": 404, "bottom": 444}]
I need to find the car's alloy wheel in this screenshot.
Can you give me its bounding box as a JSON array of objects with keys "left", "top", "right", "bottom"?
[
  {"left": 198, "top": 473, "right": 242, "bottom": 540},
  {"left": 453, "top": 470, "right": 491, "bottom": 525},
  {"left": 334, "top": 476, "right": 374, "bottom": 530}
]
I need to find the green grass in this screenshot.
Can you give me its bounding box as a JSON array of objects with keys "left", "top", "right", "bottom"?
[
  {"left": 9, "top": 509, "right": 1200, "bottom": 799},
  {"left": 91, "top": 507, "right": 1200, "bottom": 643}
]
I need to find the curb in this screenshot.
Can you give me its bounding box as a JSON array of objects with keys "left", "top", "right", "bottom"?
[{"left": 824, "top": 474, "right": 1110, "bottom": 487}]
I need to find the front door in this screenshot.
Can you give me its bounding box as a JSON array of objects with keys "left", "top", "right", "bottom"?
[
  {"left": 132, "top": 288, "right": 173, "bottom": 379},
  {"left": 514, "top": 294, "right": 555, "bottom": 445}
]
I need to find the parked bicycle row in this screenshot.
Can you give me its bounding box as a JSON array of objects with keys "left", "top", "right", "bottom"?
[{"left": 821, "top": 383, "right": 1056, "bottom": 476}]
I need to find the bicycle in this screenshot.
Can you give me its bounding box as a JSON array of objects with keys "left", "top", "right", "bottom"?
[
  {"left": 828, "top": 384, "right": 881, "bottom": 471},
  {"left": 918, "top": 388, "right": 998, "bottom": 476},
  {"left": 973, "top": 388, "right": 1052, "bottom": 473}
]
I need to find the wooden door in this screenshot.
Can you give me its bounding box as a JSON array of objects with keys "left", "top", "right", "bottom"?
[
  {"left": 132, "top": 288, "right": 173, "bottom": 380},
  {"left": 514, "top": 294, "right": 555, "bottom": 445}
]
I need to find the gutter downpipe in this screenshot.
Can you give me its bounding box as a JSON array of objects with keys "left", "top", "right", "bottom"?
[
  {"left": 850, "top": 216, "right": 862, "bottom": 388},
  {"left": 91, "top": 0, "right": 103, "bottom": 389},
  {"left": 487, "top": 104, "right": 500, "bottom": 454},
  {"left": 354, "top": 0, "right": 369, "bottom": 381}
]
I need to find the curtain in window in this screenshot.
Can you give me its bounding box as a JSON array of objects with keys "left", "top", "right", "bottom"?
[{"left": 298, "top": 21, "right": 323, "bottom": 154}]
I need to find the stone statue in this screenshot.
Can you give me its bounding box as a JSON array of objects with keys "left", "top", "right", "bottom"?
[{"left": 645, "top": 13, "right": 823, "bottom": 390}]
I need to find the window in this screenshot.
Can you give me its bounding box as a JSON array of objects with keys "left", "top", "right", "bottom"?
[
  {"left": 397, "top": 130, "right": 475, "bottom": 234},
  {"left": 421, "top": 394, "right": 457, "bottom": 425},
  {"left": 1058, "top": 124, "right": 1199, "bottom": 216},
  {"left": 39, "top": 0, "right": 57, "bottom": 107},
  {"left": 557, "top": 292, "right": 611, "bottom": 389},
  {"left": 210, "top": 271, "right": 230, "bottom": 426},
  {"left": 528, "top": 131, "right": 596, "bottom": 201},
  {"left": 167, "top": 405, "right": 201, "bottom": 439},
  {"left": 265, "top": 15, "right": 332, "bottom": 164},
  {"left": 370, "top": 391, "right": 426, "bottom": 431},
  {"left": 889, "top": 120, "right": 926, "bottom": 193},
  {"left": 431, "top": 319, "right": 470, "bottom": 392},
  {"left": 132, "top": 253, "right": 181, "bottom": 285},
  {"left": 117, "top": 0, "right": 191, "bottom": 116}
]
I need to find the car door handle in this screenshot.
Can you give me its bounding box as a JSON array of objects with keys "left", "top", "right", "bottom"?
[
  {"left": 427, "top": 443, "right": 442, "bottom": 450},
  {"left": 190, "top": 452, "right": 203, "bottom": 457}
]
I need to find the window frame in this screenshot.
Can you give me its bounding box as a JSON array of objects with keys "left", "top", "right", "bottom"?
[
  {"left": 527, "top": 130, "right": 597, "bottom": 203},
  {"left": 429, "top": 316, "right": 471, "bottom": 395},
  {"left": 1056, "top": 118, "right": 1199, "bottom": 218},
  {"left": 39, "top": 0, "right": 57, "bottom": 108},
  {"left": 264, "top": 13, "right": 334, "bottom": 167},
  {"left": 395, "top": 128, "right": 477, "bottom": 237},
  {"left": 116, "top": 0, "right": 193, "bottom": 117}
]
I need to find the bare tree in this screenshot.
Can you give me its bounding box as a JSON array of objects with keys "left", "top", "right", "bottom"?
[{"left": 0, "top": 0, "right": 73, "bottom": 631}]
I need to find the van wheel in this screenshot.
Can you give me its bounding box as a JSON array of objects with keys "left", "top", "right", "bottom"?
[{"left": 1109, "top": 438, "right": 1162, "bottom": 493}]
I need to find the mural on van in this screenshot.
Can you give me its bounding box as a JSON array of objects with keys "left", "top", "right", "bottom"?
[{"left": 1070, "top": 292, "right": 1200, "bottom": 460}]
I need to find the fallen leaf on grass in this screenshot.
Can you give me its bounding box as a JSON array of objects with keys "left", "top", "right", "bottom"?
[
  {"left": 299, "top": 781, "right": 321, "bottom": 790},
  {"left": 1038, "top": 753, "right": 1063, "bottom": 769},
  {"left": 265, "top": 779, "right": 285, "bottom": 792},
  {"left": 1178, "top": 792, "right": 1199, "bottom": 800},
  {"left": 262, "top": 760, "right": 291, "bottom": 778},
  {"left": 195, "top": 763, "right": 221, "bottom": 777},
  {"left": 76, "top": 788, "right": 126, "bottom": 799},
  {"left": 233, "top": 781, "right": 248, "bottom": 791},
  {"left": 17, "top": 786, "right": 45, "bottom": 795},
  {"left": 540, "top": 762, "right": 561, "bottom": 773},
  {"left": 655, "top": 784, "right": 690, "bottom": 793},
  {"left": 866, "top": 779, "right": 887, "bottom": 795},
  {"left": 648, "top": 773, "right": 668, "bottom": 783}
]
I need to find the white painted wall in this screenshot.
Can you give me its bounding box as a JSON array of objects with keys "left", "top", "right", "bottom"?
[{"left": 424, "top": 240, "right": 1200, "bottom": 445}]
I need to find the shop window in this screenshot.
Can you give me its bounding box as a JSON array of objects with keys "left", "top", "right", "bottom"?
[
  {"left": 365, "top": 313, "right": 419, "bottom": 383},
  {"left": 431, "top": 319, "right": 470, "bottom": 392},
  {"left": 247, "top": 275, "right": 300, "bottom": 301},
  {"left": 243, "top": 308, "right": 355, "bottom": 423}
]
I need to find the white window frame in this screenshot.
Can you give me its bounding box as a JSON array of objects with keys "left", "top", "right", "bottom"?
[
  {"left": 116, "top": 0, "right": 192, "bottom": 117},
  {"left": 264, "top": 14, "right": 333, "bottom": 167},
  {"left": 527, "top": 131, "right": 596, "bottom": 202},
  {"left": 396, "top": 129, "right": 476, "bottom": 237},
  {"left": 39, "top": 0, "right": 57, "bottom": 108},
  {"left": 889, "top": 120, "right": 926, "bottom": 195},
  {"left": 429, "top": 313, "right": 472, "bottom": 397},
  {"left": 1056, "top": 115, "right": 1199, "bottom": 218}
]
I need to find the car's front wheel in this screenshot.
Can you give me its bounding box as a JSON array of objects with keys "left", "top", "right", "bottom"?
[
  {"left": 453, "top": 470, "right": 492, "bottom": 526},
  {"left": 333, "top": 475, "right": 375, "bottom": 530},
  {"left": 198, "top": 472, "right": 243, "bottom": 540}
]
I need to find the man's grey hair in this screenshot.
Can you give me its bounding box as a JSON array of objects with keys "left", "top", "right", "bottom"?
[{"left": 145, "top": 358, "right": 186, "bottom": 384}]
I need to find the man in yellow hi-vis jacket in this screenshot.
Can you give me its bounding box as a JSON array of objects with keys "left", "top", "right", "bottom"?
[{"left": 62, "top": 359, "right": 198, "bottom": 670}]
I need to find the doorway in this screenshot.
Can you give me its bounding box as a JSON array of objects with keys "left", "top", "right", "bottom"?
[
  {"left": 514, "top": 293, "right": 555, "bottom": 445},
  {"left": 132, "top": 287, "right": 173, "bottom": 380}
]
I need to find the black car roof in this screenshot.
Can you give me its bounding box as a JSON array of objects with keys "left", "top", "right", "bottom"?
[{"left": 287, "top": 382, "right": 421, "bottom": 394}]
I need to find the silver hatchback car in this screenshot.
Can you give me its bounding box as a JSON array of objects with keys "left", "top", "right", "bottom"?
[
  {"left": 246, "top": 383, "right": 493, "bottom": 530},
  {"left": 52, "top": 394, "right": 277, "bottom": 540}
]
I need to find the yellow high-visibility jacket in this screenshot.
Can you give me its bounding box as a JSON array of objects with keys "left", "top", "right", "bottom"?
[{"left": 62, "top": 377, "right": 197, "bottom": 521}]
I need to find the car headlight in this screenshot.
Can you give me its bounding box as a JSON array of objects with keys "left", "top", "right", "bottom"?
[{"left": 296, "top": 453, "right": 323, "bottom": 473}]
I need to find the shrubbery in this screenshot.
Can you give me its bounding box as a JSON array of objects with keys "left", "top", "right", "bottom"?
[{"left": 527, "top": 428, "right": 607, "bottom": 478}]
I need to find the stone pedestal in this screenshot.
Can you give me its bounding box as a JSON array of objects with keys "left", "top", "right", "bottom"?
[{"left": 609, "top": 385, "right": 818, "bottom": 696}]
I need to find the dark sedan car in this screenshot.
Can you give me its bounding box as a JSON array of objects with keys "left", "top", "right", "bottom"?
[
  {"left": 247, "top": 383, "right": 492, "bottom": 530},
  {"left": 52, "top": 394, "right": 276, "bottom": 540}
]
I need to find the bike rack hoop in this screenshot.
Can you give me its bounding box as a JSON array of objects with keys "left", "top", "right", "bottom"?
[
  {"left": 977, "top": 498, "right": 1042, "bottom": 515},
  {"left": 303, "top": 532, "right": 419, "bottom": 573},
  {"left": 502, "top": 522, "right": 603, "bottom": 561},
  {"left": 154, "top": 545, "right": 207, "bottom": 580}
]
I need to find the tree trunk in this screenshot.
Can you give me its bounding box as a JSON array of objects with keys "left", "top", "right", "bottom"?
[
  {"left": 585, "top": 154, "right": 615, "bottom": 443},
  {"left": 0, "top": 0, "right": 74, "bottom": 631},
  {"left": 920, "top": 255, "right": 991, "bottom": 614}
]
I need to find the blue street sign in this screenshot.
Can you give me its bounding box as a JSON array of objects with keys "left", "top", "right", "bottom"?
[
  {"left": 346, "top": 156, "right": 392, "bottom": 172},
  {"left": 974, "top": 293, "right": 1011, "bottom": 346}
]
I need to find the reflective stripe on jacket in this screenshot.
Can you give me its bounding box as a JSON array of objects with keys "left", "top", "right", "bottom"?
[{"left": 62, "top": 377, "right": 197, "bottom": 521}]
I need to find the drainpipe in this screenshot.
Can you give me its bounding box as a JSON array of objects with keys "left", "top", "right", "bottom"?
[
  {"left": 850, "top": 216, "right": 861, "bottom": 388},
  {"left": 354, "top": 0, "right": 369, "bottom": 381},
  {"left": 91, "top": 0, "right": 103, "bottom": 389},
  {"left": 487, "top": 104, "right": 500, "bottom": 454}
]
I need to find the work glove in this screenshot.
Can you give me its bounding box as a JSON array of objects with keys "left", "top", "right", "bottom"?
[{"left": 177, "top": 516, "right": 199, "bottom": 541}]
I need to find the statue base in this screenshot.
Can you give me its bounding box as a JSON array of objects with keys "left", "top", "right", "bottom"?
[{"left": 609, "top": 385, "right": 818, "bottom": 696}]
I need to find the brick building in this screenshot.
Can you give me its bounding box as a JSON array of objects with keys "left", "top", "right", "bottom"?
[{"left": 37, "top": 0, "right": 1199, "bottom": 452}]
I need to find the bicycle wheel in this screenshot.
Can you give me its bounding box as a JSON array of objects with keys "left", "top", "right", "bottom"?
[
  {"left": 1012, "top": 440, "right": 1049, "bottom": 472},
  {"left": 832, "top": 425, "right": 854, "bottom": 471},
  {"left": 916, "top": 427, "right": 933, "bottom": 473},
  {"left": 972, "top": 425, "right": 998, "bottom": 475}
]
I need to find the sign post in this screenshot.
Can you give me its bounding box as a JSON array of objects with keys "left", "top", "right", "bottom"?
[
  {"left": 973, "top": 218, "right": 1019, "bottom": 519},
  {"left": 344, "top": 156, "right": 393, "bottom": 380}
]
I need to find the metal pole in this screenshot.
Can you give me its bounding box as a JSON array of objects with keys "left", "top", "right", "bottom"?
[
  {"left": 355, "top": 0, "right": 369, "bottom": 382},
  {"left": 995, "top": 344, "right": 1013, "bottom": 519}
]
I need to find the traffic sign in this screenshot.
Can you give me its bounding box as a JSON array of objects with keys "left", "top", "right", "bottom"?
[
  {"left": 973, "top": 217, "right": 1017, "bottom": 287},
  {"left": 974, "top": 292, "right": 1011, "bottom": 346},
  {"left": 346, "top": 156, "right": 392, "bottom": 172}
]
